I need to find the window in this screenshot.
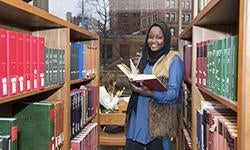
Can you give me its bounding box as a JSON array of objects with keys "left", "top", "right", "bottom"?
[
  {"left": 170, "top": 0, "right": 176, "bottom": 8},
  {"left": 182, "top": 13, "right": 191, "bottom": 22},
  {"left": 166, "top": 0, "right": 170, "bottom": 8},
  {"left": 185, "top": 1, "right": 191, "bottom": 9},
  {"left": 165, "top": 13, "right": 170, "bottom": 22},
  {"left": 120, "top": 44, "right": 130, "bottom": 59},
  {"left": 153, "top": 14, "right": 158, "bottom": 23},
  {"left": 102, "top": 44, "right": 113, "bottom": 59},
  {"left": 170, "top": 13, "right": 176, "bottom": 22},
  {"left": 165, "top": 12, "right": 176, "bottom": 22},
  {"left": 169, "top": 27, "right": 175, "bottom": 36}
]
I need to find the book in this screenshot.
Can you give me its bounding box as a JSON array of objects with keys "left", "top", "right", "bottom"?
[
  {"left": 0, "top": 118, "right": 18, "bottom": 150},
  {"left": 13, "top": 102, "right": 54, "bottom": 150},
  {"left": 116, "top": 59, "right": 167, "bottom": 91}
]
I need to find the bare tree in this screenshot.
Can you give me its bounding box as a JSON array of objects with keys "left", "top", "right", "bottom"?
[{"left": 77, "top": 0, "right": 109, "bottom": 38}]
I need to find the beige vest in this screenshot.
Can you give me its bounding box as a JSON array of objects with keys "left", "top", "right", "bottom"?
[{"left": 148, "top": 51, "right": 181, "bottom": 138}]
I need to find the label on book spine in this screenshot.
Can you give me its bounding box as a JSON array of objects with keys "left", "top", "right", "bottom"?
[
  {"left": 19, "top": 77, "right": 24, "bottom": 92},
  {"left": 11, "top": 125, "right": 18, "bottom": 141},
  {"left": 2, "top": 78, "right": 7, "bottom": 95}
]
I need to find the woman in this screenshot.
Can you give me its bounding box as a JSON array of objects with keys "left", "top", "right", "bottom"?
[
  {"left": 99, "top": 72, "right": 123, "bottom": 111},
  {"left": 125, "top": 21, "right": 184, "bottom": 150}
]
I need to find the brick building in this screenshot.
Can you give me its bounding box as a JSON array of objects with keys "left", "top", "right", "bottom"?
[{"left": 101, "top": 0, "right": 193, "bottom": 66}]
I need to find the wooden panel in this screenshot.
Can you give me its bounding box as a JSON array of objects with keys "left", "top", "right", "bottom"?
[
  {"left": 199, "top": 87, "right": 237, "bottom": 111},
  {"left": 180, "top": 0, "right": 239, "bottom": 40},
  {"left": 70, "top": 73, "right": 96, "bottom": 85},
  {"left": 238, "top": 0, "right": 250, "bottom": 149},
  {"left": 99, "top": 113, "right": 126, "bottom": 126}
]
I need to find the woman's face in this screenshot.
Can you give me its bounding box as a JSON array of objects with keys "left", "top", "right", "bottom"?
[{"left": 147, "top": 26, "right": 164, "bottom": 51}]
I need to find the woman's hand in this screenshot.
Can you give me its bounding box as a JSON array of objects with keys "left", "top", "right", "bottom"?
[
  {"left": 116, "top": 90, "right": 123, "bottom": 97},
  {"left": 130, "top": 82, "right": 154, "bottom": 97}
]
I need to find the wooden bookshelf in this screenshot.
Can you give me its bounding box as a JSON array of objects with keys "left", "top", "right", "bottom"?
[
  {"left": 179, "top": 0, "right": 250, "bottom": 149},
  {"left": 0, "top": 1, "right": 100, "bottom": 150},
  {"left": 198, "top": 87, "right": 237, "bottom": 111},
  {"left": 70, "top": 74, "right": 96, "bottom": 85},
  {"left": 0, "top": 84, "right": 63, "bottom": 104},
  {"left": 180, "top": 0, "right": 239, "bottom": 40}
]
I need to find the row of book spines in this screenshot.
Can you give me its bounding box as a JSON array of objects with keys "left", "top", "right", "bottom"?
[
  {"left": 182, "top": 128, "right": 192, "bottom": 150},
  {"left": 195, "top": 35, "right": 238, "bottom": 101},
  {"left": 0, "top": 100, "right": 64, "bottom": 150},
  {"left": 44, "top": 48, "right": 65, "bottom": 86},
  {"left": 196, "top": 103, "right": 237, "bottom": 150},
  {"left": 183, "top": 44, "right": 192, "bottom": 81},
  {"left": 207, "top": 36, "right": 238, "bottom": 101},
  {"left": 70, "top": 85, "right": 98, "bottom": 139},
  {"left": 0, "top": 28, "right": 45, "bottom": 97},
  {"left": 70, "top": 122, "right": 98, "bottom": 150},
  {"left": 70, "top": 43, "right": 98, "bottom": 81}
]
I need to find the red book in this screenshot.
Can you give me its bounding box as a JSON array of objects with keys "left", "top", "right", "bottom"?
[
  {"left": 212, "top": 115, "right": 236, "bottom": 150},
  {"left": 23, "top": 34, "right": 31, "bottom": 91},
  {"left": 30, "top": 35, "right": 38, "bottom": 90},
  {"left": 117, "top": 59, "right": 167, "bottom": 91},
  {"left": 196, "top": 42, "right": 201, "bottom": 86},
  {"left": 203, "top": 108, "right": 236, "bottom": 150},
  {"left": 217, "top": 117, "right": 236, "bottom": 150},
  {"left": 71, "top": 139, "right": 81, "bottom": 150},
  {"left": 16, "top": 32, "right": 24, "bottom": 93},
  {"left": 225, "top": 125, "right": 237, "bottom": 150},
  {"left": 37, "top": 37, "right": 45, "bottom": 89},
  {"left": 0, "top": 28, "right": 8, "bottom": 97},
  {"left": 7, "top": 31, "right": 17, "bottom": 95}
]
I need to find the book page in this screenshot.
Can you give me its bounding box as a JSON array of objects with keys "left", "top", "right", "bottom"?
[
  {"left": 130, "top": 59, "right": 138, "bottom": 77},
  {"left": 117, "top": 64, "right": 132, "bottom": 79}
]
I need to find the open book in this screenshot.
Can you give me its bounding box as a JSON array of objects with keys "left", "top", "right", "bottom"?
[{"left": 116, "top": 59, "right": 167, "bottom": 91}]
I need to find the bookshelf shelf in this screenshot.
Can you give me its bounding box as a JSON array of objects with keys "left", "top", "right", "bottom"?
[
  {"left": 180, "top": 0, "right": 239, "bottom": 40},
  {"left": 198, "top": 87, "right": 237, "bottom": 112},
  {"left": 86, "top": 113, "right": 97, "bottom": 126},
  {"left": 0, "top": 84, "right": 63, "bottom": 104},
  {"left": 70, "top": 74, "right": 96, "bottom": 85}
]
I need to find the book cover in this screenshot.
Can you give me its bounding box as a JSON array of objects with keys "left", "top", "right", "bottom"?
[
  {"left": 117, "top": 59, "right": 167, "bottom": 91},
  {"left": 13, "top": 102, "right": 54, "bottom": 150},
  {"left": 41, "top": 99, "right": 64, "bottom": 149},
  {"left": 23, "top": 34, "right": 31, "bottom": 91},
  {"left": 37, "top": 36, "right": 45, "bottom": 89},
  {"left": 30, "top": 35, "right": 38, "bottom": 90},
  {"left": 7, "top": 31, "right": 18, "bottom": 95},
  {"left": 16, "top": 32, "right": 24, "bottom": 93},
  {"left": 0, "top": 28, "right": 8, "bottom": 97},
  {"left": 0, "top": 118, "right": 18, "bottom": 150}
]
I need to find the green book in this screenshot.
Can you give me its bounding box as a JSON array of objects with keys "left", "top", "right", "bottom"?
[
  {"left": 0, "top": 118, "right": 18, "bottom": 150},
  {"left": 44, "top": 48, "right": 49, "bottom": 86},
  {"left": 231, "top": 35, "right": 238, "bottom": 101},
  {"left": 13, "top": 102, "right": 54, "bottom": 150}
]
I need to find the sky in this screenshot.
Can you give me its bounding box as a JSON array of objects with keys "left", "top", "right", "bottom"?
[{"left": 49, "top": 0, "right": 81, "bottom": 20}]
